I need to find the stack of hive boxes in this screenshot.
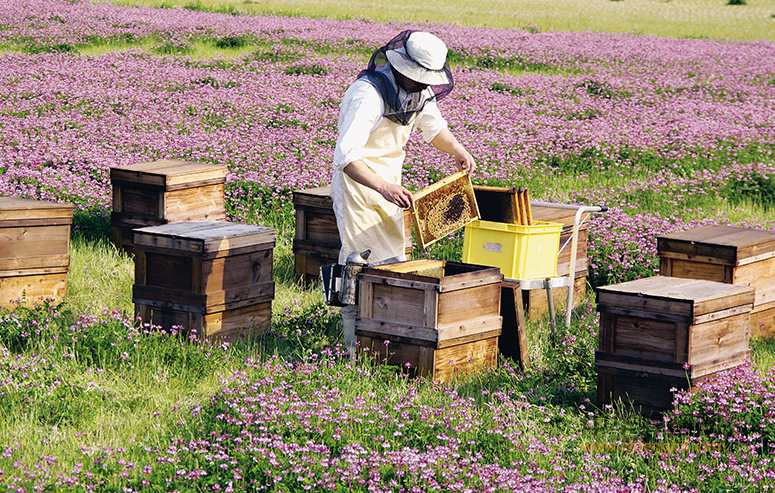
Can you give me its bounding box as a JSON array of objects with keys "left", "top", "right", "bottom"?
[
  {"left": 658, "top": 225, "right": 775, "bottom": 338},
  {"left": 595, "top": 276, "right": 754, "bottom": 416},
  {"left": 110, "top": 160, "right": 275, "bottom": 339},
  {"left": 0, "top": 197, "right": 74, "bottom": 308},
  {"left": 354, "top": 259, "right": 503, "bottom": 383}
]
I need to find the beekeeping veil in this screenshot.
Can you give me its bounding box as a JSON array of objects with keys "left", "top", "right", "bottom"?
[{"left": 357, "top": 30, "right": 454, "bottom": 126}]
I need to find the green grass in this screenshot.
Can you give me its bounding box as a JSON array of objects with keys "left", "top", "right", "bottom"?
[{"left": 109, "top": 0, "right": 775, "bottom": 42}]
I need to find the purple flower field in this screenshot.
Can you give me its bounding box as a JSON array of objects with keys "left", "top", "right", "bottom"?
[
  {"left": 1, "top": 0, "right": 775, "bottom": 282},
  {"left": 1, "top": 298, "right": 775, "bottom": 492},
  {"left": 2, "top": 1, "right": 775, "bottom": 491}
]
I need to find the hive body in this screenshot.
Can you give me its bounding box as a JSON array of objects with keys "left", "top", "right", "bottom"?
[
  {"left": 658, "top": 225, "right": 775, "bottom": 337},
  {"left": 110, "top": 160, "right": 227, "bottom": 254},
  {"left": 355, "top": 259, "right": 503, "bottom": 383},
  {"left": 132, "top": 221, "right": 275, "bottom": 340},
  {"left": 0, "top": 197, "right": 74, "bottom": 308}
]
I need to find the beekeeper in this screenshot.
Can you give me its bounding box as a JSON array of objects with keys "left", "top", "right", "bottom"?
[{"left": 330, "top": 30, "right": 476, "bottom": 356}]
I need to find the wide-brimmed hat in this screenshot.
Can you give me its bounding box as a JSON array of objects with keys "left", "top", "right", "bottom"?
[{"left": 386, "top": 32, "right": 450, "bottom": 86}]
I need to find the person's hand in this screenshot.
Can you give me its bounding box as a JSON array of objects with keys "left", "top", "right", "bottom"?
[
  {"left": 453, "top": 147, "right": 476, "bottom": 174},
  {"left": 379, "top": 182, "right": 415, "bottom": 209}
]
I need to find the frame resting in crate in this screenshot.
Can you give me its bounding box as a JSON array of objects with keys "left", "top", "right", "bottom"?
[
  {"left": 111, "top": 159, "right": 227, "bottom": 254},
  {"left": 0, "top": 197, "right": 74, "bottom": 308},
  {"left": 292, "top": 186, "right": 412, "bottom": 285},
  {"left": 658, "top": 225, "right": 775, "bottom": 338},
  {"left": 355, "top": 259, "right": 502, "bottom": 383},
  {"left": 133, "top": 221, "right": 275, "bottom": 340},
  {"left": 596, "top": 275, "right": 754, "bottom": 416}
]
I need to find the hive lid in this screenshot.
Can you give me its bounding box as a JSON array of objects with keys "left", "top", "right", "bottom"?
[
  {"left": 410, "top": 170, "right": 480, "bottom": 249},
  {"left": 133, "top": 221, "right": 275, "bottom": 257},
  {"left": 0, "top": 197, "right": 74, "bottom": 221},
  {"left": 657, "top": 225, "right": 775, "bottom": 265},
  {"left": 110, "top": 160, "right": 227, "bottom": 189},
  {"left": 292, "top": 186, "right": 332, "bottom": 208},
  {"left": 597, "top": 275, "right": 755, "bottom": 321}
]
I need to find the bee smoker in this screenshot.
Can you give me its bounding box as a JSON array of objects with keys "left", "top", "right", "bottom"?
[
  {"left": 339, "top": 249, "right": 371, "bottom": 305},
  {"left": 320, "top": 249, "right": 371, "bottom": 306}
]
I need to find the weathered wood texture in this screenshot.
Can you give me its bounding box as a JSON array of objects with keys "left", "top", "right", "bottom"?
[
  {"left": 132, "top": 221, "right": 275, "bottom": 340},
  {"left": 658, "top": 225, "right": 775, "bottom": 337},
  {"left": 595, "top": 355, "right": 715, "bottom": 418},
  {"left": 596, "top": 275, "right": 754, "bottom": 415},
  {"left": 0, "top": 197, "right": 73, "bottom": 308},
  {"left": 355, "top": 259, "right": 503, "bottom": 382},
  {"left": 110, "top": 160, "right": 227, "bottom": 254},
  {"left": 531, "top": 203, "right": 589, "bottom": 278},
  {"left": 292, "top": 186, "right": 412, "bottom": 285},
  {"left": 499, "top": 281, "right": 529, "bottom": 370}
]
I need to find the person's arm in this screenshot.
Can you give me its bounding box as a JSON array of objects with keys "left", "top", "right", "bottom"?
[
  {"left": 343, "top": 160, "right": 414, "bottom": 209},
  {"left": 431, "top": 128, "right": 476, "bottom": 173}
]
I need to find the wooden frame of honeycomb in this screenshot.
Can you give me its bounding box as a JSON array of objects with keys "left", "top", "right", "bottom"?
[{"left": 409, "top": 170, "right": 480, "bottom": 249}]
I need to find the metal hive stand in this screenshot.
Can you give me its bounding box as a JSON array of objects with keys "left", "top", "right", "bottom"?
[{"left": 504, "top": 202, "right": 607, "bottom": 332}]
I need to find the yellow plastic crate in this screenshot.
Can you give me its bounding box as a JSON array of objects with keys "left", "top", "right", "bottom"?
[{"left": 462, "top": 219, "right": 563, "bottom": 280}]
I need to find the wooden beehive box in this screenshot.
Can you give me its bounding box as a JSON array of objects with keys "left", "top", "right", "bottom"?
[
  {"left": 658, "top": 225, "right": 775, "bottom": 338},
  {"left": 292, "top": 186, "right": 412, "bottom": 285},
  {"left": 0, "top": 197, "right": 74, "bottom": 308},
  {"left": 110, "top": 160, "right": 227, "bottom": 254},
  {"left": 355, "top": 259, "right": 503, "bottom": 383},
  {"left": 595, "top": 275, "right": 754, "bottom": 416},
  {"left": 132, "top": 221, "right": 275, "bottom": 340}
]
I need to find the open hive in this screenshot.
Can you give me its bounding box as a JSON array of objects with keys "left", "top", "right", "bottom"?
[
  {"left": 355, "top": 258, "right": 502, "bottom": 383},
  {"left": 409, "top": 171, "right": 480, "bottom": 249}
]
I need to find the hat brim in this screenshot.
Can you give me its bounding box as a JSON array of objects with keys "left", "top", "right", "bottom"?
[{"left": 386, "top": 49, "right": 450, "bottom": 86}]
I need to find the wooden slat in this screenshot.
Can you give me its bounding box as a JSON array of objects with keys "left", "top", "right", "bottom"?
[
  {"left": 0, "top": 225, "right": 70, "bottom": 259},
  {"left": 202, "top": 250, "right": 273, "bottom": 295},
  {"left": 499, "top": 281, "right": 529, "bottom": 370},
  {"left": 202, "top": 301, "right": 272, "bottom": 340},
  {"left": 612, "top": 315, "right": 677, "bottom": 363},
  {"left": 688, "top": 313, "right": 750, "bottom": 378},
  {"left": 368, "top": 283, "right": 426, "bottom": 327},
  {"left": 432, "top": 337, "right": 498, "bottom": 383},
  {"left": 438, "top": 282, "right": 500, "bottom": 326},
  {"left": 0, "top": 273, "right": 67, "bottom": 308},
  {"left": 110, "top": 160, "right": 226, "bottom": 189},
  {"left": 0, "top": 218, "right": 72, "bottom": 228},
  {"left": 594, "top": 351, "right": 686, "bottom": 377},
  {"left": 0, "top": 254, "right": 69, "bottom": 272},
  {"left": 0, "top": 197, "right": 73, "bottom": 221},
  {"left": 292, "top": 186, "right": 333, "bottom": 209},
  {"left": 292, "top": 239, "right": 341, "bottom": 256},
  {"left": 666, "top": 258, "right": 729, "bottom": 283},
  {"left": 163, "top": 184, "right": 227, "bottom": 222}
]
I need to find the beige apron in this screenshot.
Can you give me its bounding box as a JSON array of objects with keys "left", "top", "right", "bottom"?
[{"left": 331, "top": 116, "right": 413, "bottom": 265}]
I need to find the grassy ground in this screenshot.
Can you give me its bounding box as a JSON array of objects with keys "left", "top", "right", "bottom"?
[{"left": 110, "top": 0, "right": 775, "bottom": 42}]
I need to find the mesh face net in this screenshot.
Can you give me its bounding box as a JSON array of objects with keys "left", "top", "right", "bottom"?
[{"left": 356, "top": 30, "right": 454, "bottom": 126}]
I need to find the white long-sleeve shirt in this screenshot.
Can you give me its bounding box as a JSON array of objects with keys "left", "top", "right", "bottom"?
[{"left": 333, "top": 66, "right": 448, "bottom": 172}]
